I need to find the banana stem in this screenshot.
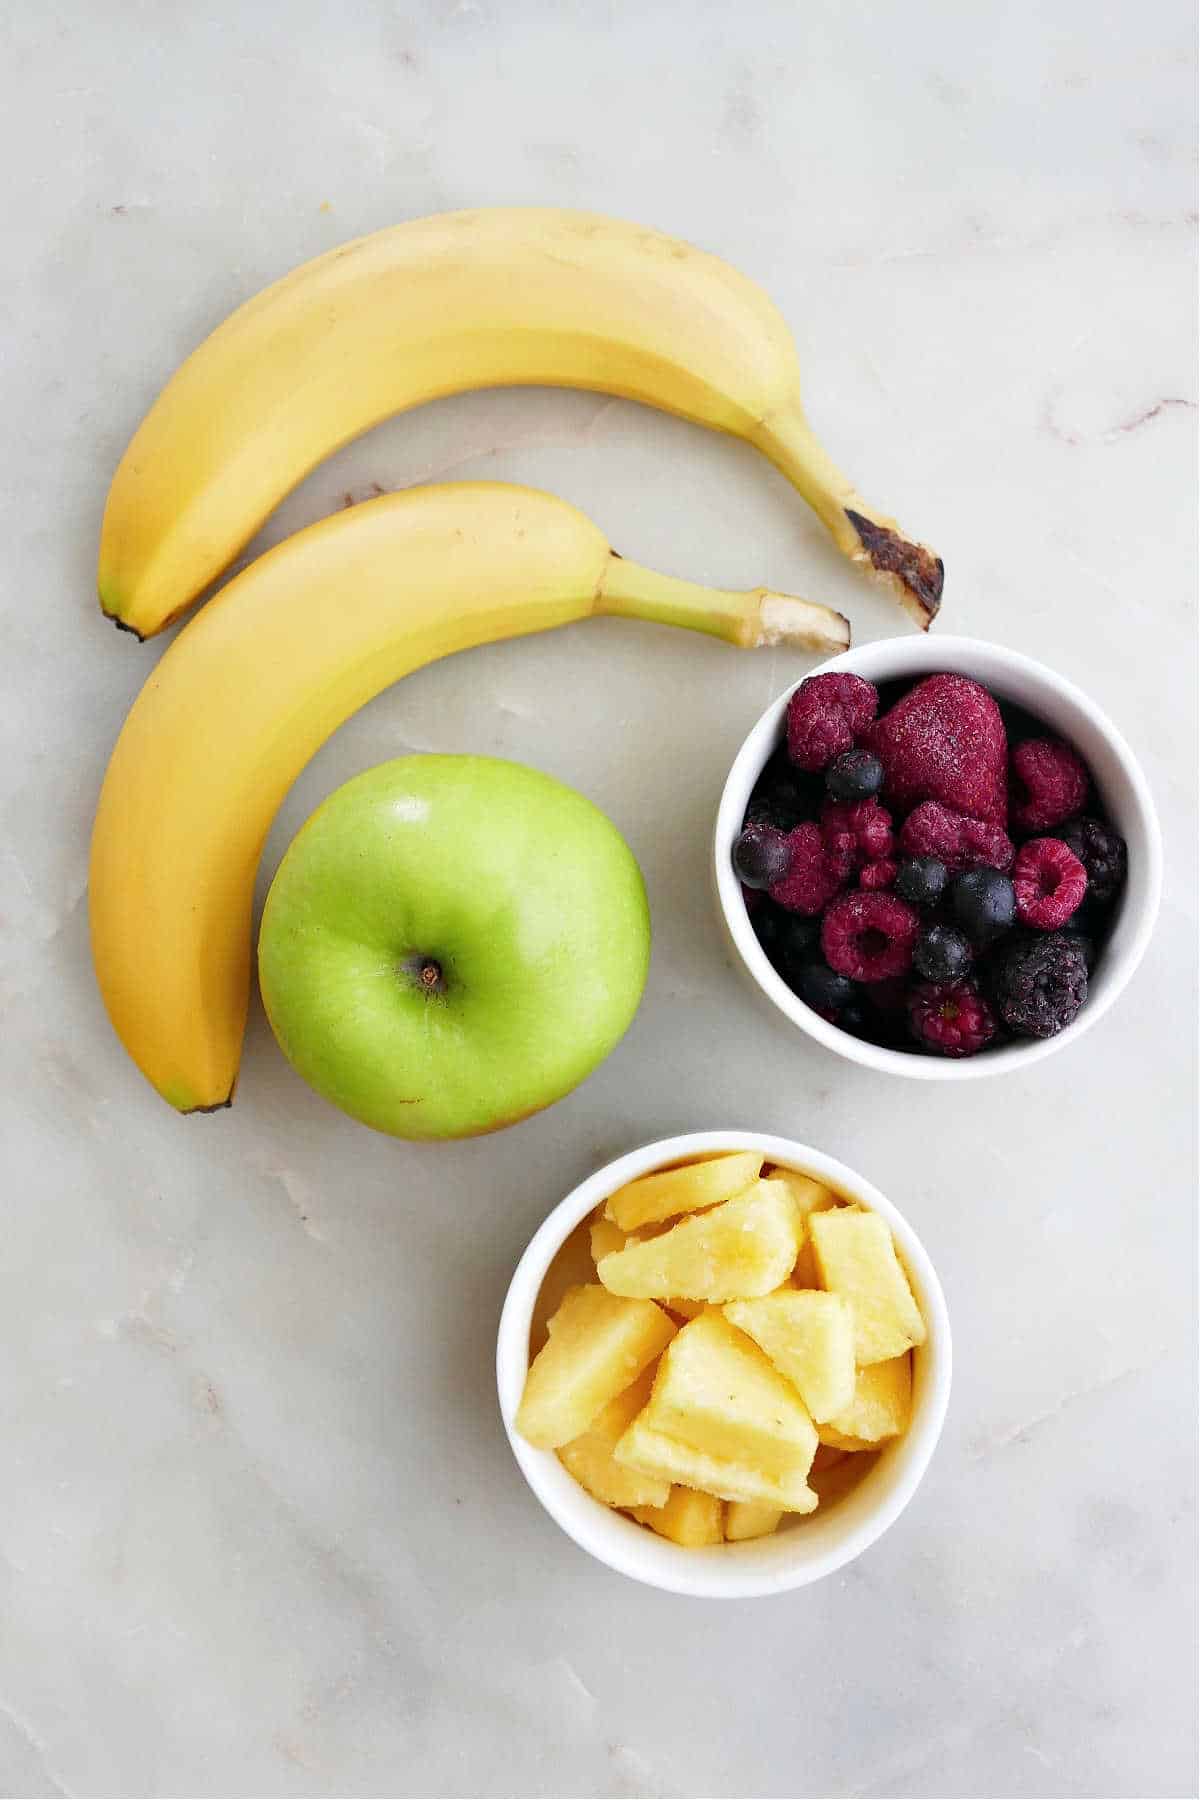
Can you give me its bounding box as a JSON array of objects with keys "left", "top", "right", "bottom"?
[
  {"left": 751, "top": 402, "right": 944, "bottom": 631},
  {"left": 595, "top": 554, "right": 849, "bottom": 654}
]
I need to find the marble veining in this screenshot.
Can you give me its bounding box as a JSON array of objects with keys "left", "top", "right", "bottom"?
[{"left": 1, "top": 1, "right": 1196, "bottom": 1795}]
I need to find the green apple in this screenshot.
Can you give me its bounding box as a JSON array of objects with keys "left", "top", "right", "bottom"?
[{"left": 257, "top": 756, "right": 650, "bottom": 1138}]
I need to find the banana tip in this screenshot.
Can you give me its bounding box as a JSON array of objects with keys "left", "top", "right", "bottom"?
[
  {"left": 107, "top": 611, "right": 146, "bottom": 643},
  {"left": 844, "top": 509, "right": 943, "bottom": 628}
]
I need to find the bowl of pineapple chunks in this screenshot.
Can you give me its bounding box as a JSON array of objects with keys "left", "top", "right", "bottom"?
[{"left": 498, "top": 1132, "right": 950, "bottom": 1597}]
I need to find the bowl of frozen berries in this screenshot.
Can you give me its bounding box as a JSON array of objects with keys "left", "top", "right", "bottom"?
[{"left": 714, "top": 637, "right": 1161, "bottom": 1077}]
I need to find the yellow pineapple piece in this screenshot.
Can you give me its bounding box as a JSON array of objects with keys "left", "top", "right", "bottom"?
[
  {"left": 605, "top": 1150, "right": 763, "bottom": 1232},
  {"left": 557, "top": 1369, "right": 668, "bottom": 1509},
  {"left": 597, "top": 1180, "right": 802, "bottom": 1303},
  {"left": 589, "top": 1214, "right": 630, "bottom": 1265},
  {"left": 515, "top": 1285, "right": 676, "bottom": 1449},
  {"left": 644, "top": 1312, "right": 818, "bottom": 1480},
  {"left": 724, "top": 1499, "right": 784, "bottom": 1541},
  {"left": 631, "top": 1486, "right": 724, "bottom": 1547},
  {"left": 809, "top": 1207, "right": 926, "bottom": 1365},
  {"left": 614, "top": 1413, "right": 818, "bottom": 1512},
  {"left": 818, "top": 1353, "right": 912, "bottom": 1448},
  {"left": 768, "top": 1169, "right": 839, "bottom": 1220},
  {"left": 724, "top": 1289, "right": 855, "bottom": 1423}
]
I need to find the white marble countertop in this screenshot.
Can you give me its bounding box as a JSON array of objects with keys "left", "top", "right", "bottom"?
[{"left": 2, "top": 3, "right": 1196, "bottom": 1795}]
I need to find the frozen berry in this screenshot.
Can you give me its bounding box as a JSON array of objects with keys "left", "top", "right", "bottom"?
[
  {"left": 895, "top": 855, "right": 949, "bottom": 909},
  {"left": 1058, "top": 816, "right": 1127, "bottom": 906},
  {"left": 753, "top": 904, "right": 819, "bottom": 972},
  {"left": 898, "top": 801, "right": 1014, "bottom": 873},
  {"left": 908, "top": 979, "right": 998, "bottom": 1057},
  {"left": 746, "top": 753, "right": 822, "bottom": 832},
  {"left": 798, "top": 960, "right": 856, "bottom": 1014},
  {"left": 821, "top": 797, "right": 895, "bottom": 868},
  {"left": 864, "top": 673, "right": 1008, "bottom": 824},
  {"left": 733, "top": 822, "right": 792, "bottom": 889},
  {"left": 1012, "top": 837, "right": 1088, "bottom": 930},
  {"left": 1010, "top": 738, "right": 1089, "bottom": 833},
  {"left": 859, "top": 858, "right": 898, "bottom": 891},
  {"left": 952, "top": 868, "right": 1016, "bottom": 945},
  {"left": 786, "top": 673, "right": 878, "bottom": 772},
  {"left": 768, "top": 822, "right": 848, "bottom": 916},
  {"left": 821, "top": 891, "right": 920, "bottom": 982},
  {"left": 913, "top": 924, "right": 973, "bottom": 983},
  {"left": 993, "top": 934, "right": 1089, "bottom": 1037},
  {"left": 825, "top": 748, "right": 884, "bottom": 802},
  {"left": 1060, "top": 930, "right": 1098, "bottom": 973}
]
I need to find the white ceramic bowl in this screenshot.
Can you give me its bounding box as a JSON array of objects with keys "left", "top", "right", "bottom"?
[
  {"left": 714, "top": 636, "right": 1162, "bottom": 1079},
  {"left": 497, "top": 1131, "right": 951, "bottom": 1598}
]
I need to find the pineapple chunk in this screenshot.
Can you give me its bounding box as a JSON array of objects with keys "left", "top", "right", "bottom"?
[
  {"left": 809, "top": 1208, "right": 926, "bottom": 1365},
  {"left": 614, "top": 1413, "right": 818, "bottom": 1512},
  {"left": 724, "top": 1499, "right": 784, "bottom": 1541},
  {"left": 515, "top": 1285, "right": 676, "bottom": 1449},
  {"left": 818, "top": 1353, "right": 912, "bottom": 1447},
  {"left": 645, "top": 1312, "right": 818, "bottom": 1479},
  {"left": 589, "top": 1215, "right": 630, "bottom": 1265},
  {"left": 632, "top": 1486, "right": 723, "bottom": 1547},
  {"left": 768, "top": 1169, "right": 839, "bottom": 1220},
  {"left": 597, "top": 1180, "right": 802, "bottom": 1303},
  {"left": 605, "top": 1150, "right": 762, "bottom": 1232},
  {"left": 724, "top": 1290, "right": 856, "bottom": 1423},
  {"left": 557, "top": 1369, "right": 668, "bottom": 1509}
]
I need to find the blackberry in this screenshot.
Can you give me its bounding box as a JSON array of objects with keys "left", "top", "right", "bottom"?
[
  {"left": 993, "top": 934, "right": 1089, "bottom": 1038},
  {"left": 1058, "top": 816, "right": 1127, "bottom": 907}
]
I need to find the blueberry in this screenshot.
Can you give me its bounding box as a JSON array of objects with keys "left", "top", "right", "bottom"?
[
  {"left": 733, "top": 822, "right": 790, "bottom": 889},
  {"left": 824, "top": 749, "right": 884, "bottom": 803},
  {"left": 838, "top": 1002, "right": 870, "bottom": 1037},
  {"left": 754, "top": 905, "right": 818, "bottom": 972},
  {"left": 895, "top": 856, "right": 949, "bottom": 909},
  {"left": 913, "top": 924, "right": 973, "bottom": 983},
  {"left": 797, "top": 961, "right": 856, "bottom": 1013},
  {"left": 747, "top": 753, "right": 822, "bottom": 832},
  {"left": 952, "top": 868, "right": 1016, "bottom": 945}
]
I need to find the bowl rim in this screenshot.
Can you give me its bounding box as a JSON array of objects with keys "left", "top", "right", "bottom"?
[
  {"left": 713, "top": 634, "right": 1163, "bottom": 1080},
  {"left": 496, "top": 1129, "right": 952, "bottom": 1598}
]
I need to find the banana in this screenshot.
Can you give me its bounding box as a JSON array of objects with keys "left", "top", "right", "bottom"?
[
  {"left": 90, "top": 482, "right": 849, "bottom": 1112},
  {"left": 98, "top": 208, "right": 942, "bottom": 638}
]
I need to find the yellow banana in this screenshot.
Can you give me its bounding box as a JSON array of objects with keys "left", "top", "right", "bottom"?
[
  {"left": 90, "top": 482, "right": 849, "bottom": 1112},
  {"left": 98, "top": 208, "right": 942, "bottom": 638}
]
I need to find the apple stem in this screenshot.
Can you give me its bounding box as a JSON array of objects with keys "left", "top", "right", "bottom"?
[{"left": 595, "top": 555, "right": 850, "bottom": 654}]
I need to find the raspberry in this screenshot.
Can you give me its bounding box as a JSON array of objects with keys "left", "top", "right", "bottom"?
[
  {"left": 1010, "top": 738, "right": 1089, "bottom": 833},
  {"left": 898, "top": 801, "right": 1014, "bottom": 873},
  {"left": 864, "top": 673, "right": 1008, "bottom": 824},
  {"left": 821, "top": 798, "right": 895, "bottom": 868},
  {"left": 993, "top": 934, "right": 1089, "bottom": 1037},
  {"left": 1058, "top": 816, "right": 1127, "bottom": 905},
  {"left": 859, "top": 858, "right": 898, "bottom": 891},
  {"left": 821, "top": 891, "right": 920, "bottom": 982},
  {"left": 1012, "top": 838, "right": 1088, "bottom": 930},
  {"left": 768, "top": 822, "right": 848, "bottom": 916},
  {"left": 907, "top": 979, "right": 998, "bottom": 1057},
  {"left": 786, "top": 673, "right": 879, "bottom": 772}
]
